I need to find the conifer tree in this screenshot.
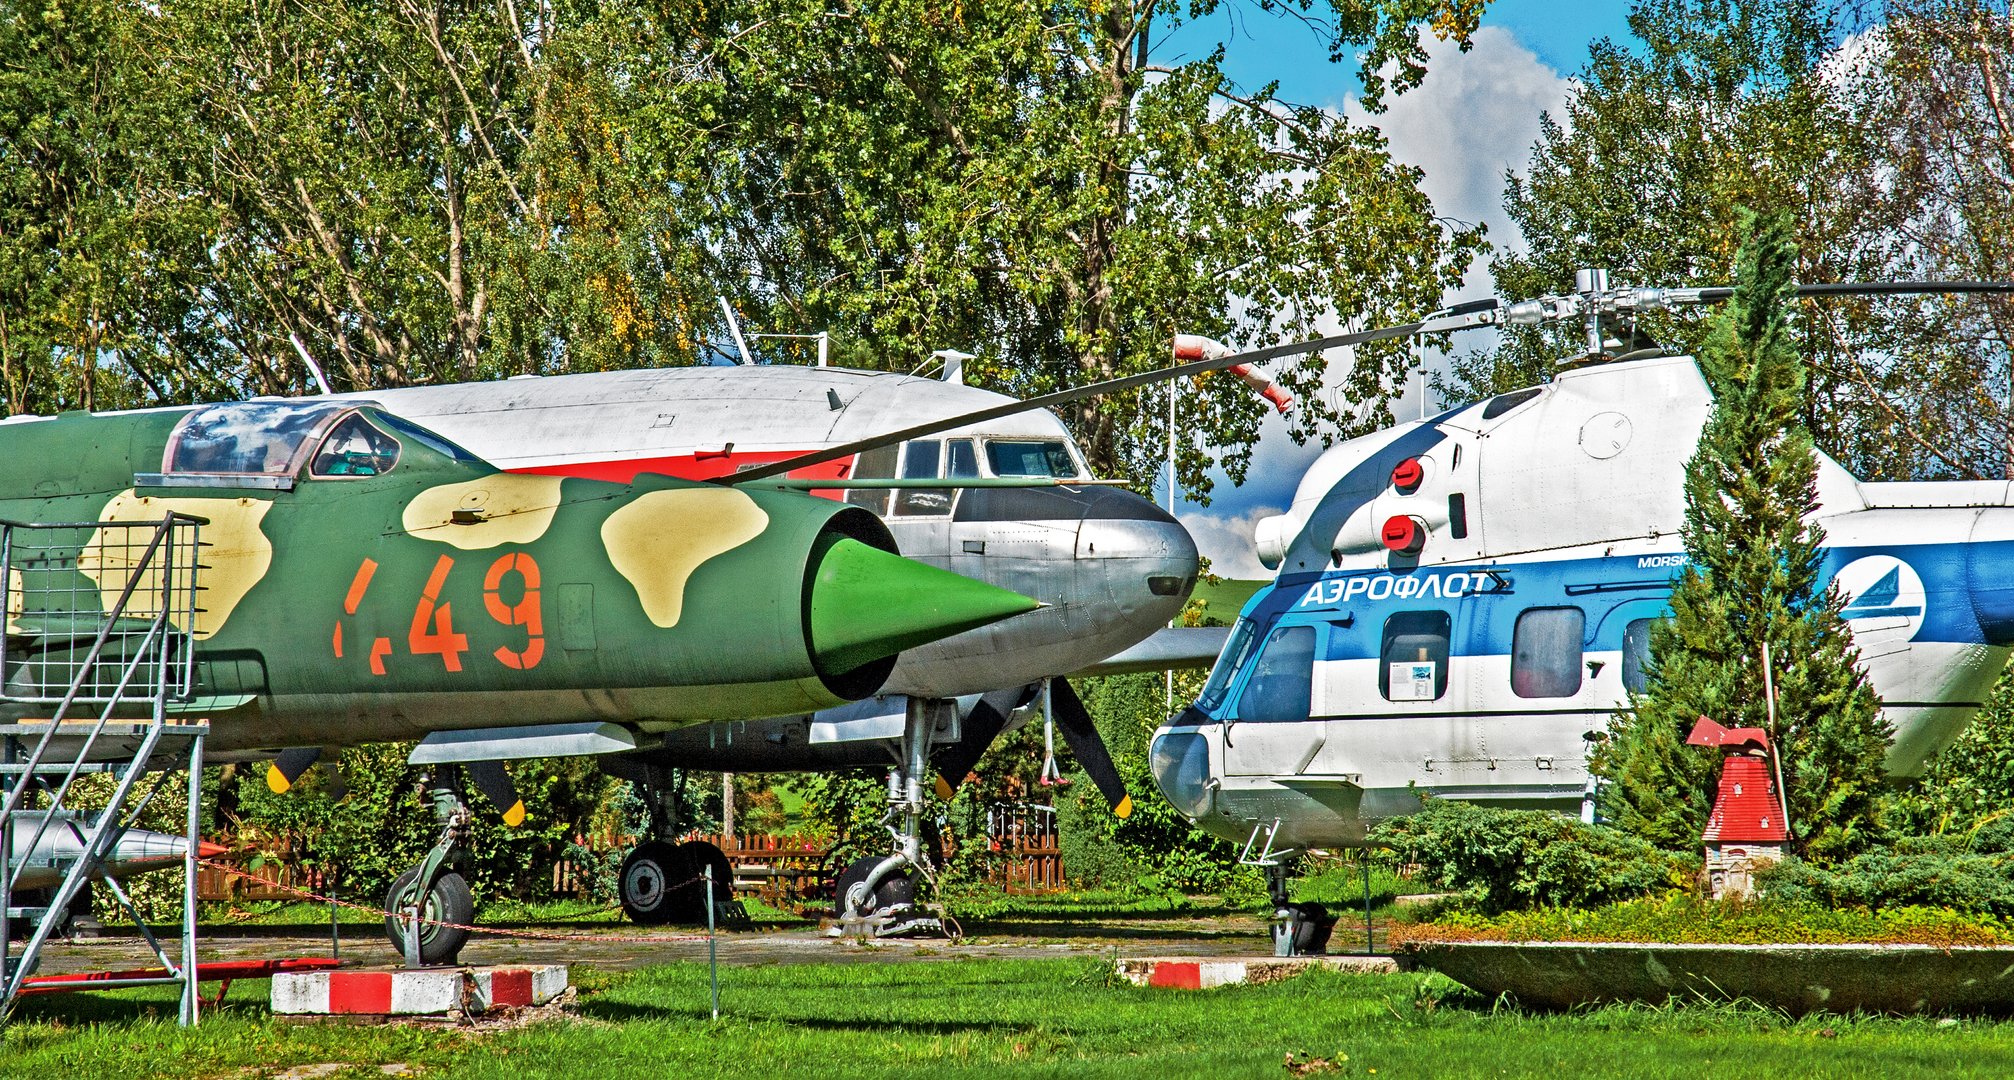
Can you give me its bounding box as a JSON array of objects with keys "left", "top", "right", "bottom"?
[{"left": 1594, "top": 210, "right": 1891, "bottom": 863}]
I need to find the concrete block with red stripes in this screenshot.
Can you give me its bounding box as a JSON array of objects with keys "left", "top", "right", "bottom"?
[
  {"left": 271, "top": 964, "right": 568, "bottom": 1016},
  {"left": 1116, "top": 955, "right": 1397, "bottom": 989}
]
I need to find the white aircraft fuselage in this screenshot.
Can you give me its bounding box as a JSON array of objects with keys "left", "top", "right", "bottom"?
[
  {"left": 1151, "top": 353, "right": 2014, "bottom": 850},
  {"left": 350, "top": 366, "right": 1200, "bottom": 708}
]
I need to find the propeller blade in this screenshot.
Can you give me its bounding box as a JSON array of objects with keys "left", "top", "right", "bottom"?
[
  {"left": 931, "top": 689, "right": 1023, "bottom": 800},
  {"left": 266, "top": 747, "right": 322, "bottom": 794},
  {"left": 1048, "top": 678, "right": 1133, "bottom": 819},
  {"left": 467, "top": 760, "right": 527, "bottom": 827}
]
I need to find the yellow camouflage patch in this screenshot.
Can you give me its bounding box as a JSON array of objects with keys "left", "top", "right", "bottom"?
[
  {"left": 402, "top": 474, "right": 565, "bottom": 549},
  {"left": 601, "top": 489, "right": 769, "bottom": 627},
  {"left": 86, "top": 492, "right": 274, "bottom": 639}
]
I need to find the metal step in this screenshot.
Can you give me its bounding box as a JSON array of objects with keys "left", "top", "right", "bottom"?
[{"left": 0, "top": 762, "right": 130, "bottom": 775}]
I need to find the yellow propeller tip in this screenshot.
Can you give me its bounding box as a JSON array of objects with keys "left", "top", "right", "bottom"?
[
  {"left": 266, "top": 766, "right": 291, "bottom": 794},
  {"left": 932, "top": 776, "right": 955, "bottom": 801},
  {"left": 1114, "top": 795, "right": 1133, "bottom": 819},
  {"left": 503, "top": 801, "right": 527, "bottom": 828}
]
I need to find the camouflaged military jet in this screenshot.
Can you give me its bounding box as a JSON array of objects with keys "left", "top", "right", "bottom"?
[{"left": 0, "top": 398, "right": 1037, "bottom": 961}]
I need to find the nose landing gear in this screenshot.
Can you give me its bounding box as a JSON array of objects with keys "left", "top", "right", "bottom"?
[{"left": 834, "top": 698, "right": 952, "bottom": 939}]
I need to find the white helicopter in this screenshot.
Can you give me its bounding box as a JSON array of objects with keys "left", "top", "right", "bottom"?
[{"left": 1138, "top": 271, "right": 2014, "bottom": 952}]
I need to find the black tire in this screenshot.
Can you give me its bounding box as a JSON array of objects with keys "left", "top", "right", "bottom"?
[
  {"left": 619, "top": 839, "right": 683, "bottom": 925},
  {"left": 676, "top": 840, "right": 736, "bottom": 908},
  {"left": 1291, "top": 902, "right": 1336, "bottom": 955},
  {"left": 622, "top": 839, "right": 733, "bottom": 925},
  {"left": 382, "top": 867, "right": 473, "bottom": 966},
  {"left": 833, "top": 855, "right": 916, "bottom": 918}
]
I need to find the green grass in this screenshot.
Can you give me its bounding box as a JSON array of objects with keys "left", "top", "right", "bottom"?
[
  {"left": 1397, "top": 896, "right": 2014, "bottom": 947},
  {"left": 1188, "top": 577, "right": 1265, "bottom": 623},
  {"left": 8, "top": 959, "right": 2014, "bottom": 1078}
]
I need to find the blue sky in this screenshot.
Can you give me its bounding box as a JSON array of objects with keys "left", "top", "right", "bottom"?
[{"left": 1162, "top": 2, "right": 1635, "bottom": 576}]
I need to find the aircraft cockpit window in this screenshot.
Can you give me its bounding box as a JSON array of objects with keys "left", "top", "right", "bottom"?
[
  {"left": 987, "top": 439, "right": 1078, "bottom": 478},
  {"left": 1198, "top": 618, "right": 1260, "bottom": 712},
  {"left": 1380, "top": 611, "right": 1451, "bottom": 702},
  {"left": 371, "top": 411, "right": 482, "bottom": 464},
  {"left": 947, "top": 439, "right": 981, "bottom": 479},
  {"left": 156, "top": 400, "right": 354, "bottom": 488},
  {"left": 893, "top": 440, "right": 953, "bottom": 516},
  {"left": 1481, "top": 387, "right": 1543, "bottom": 420},
  {"left": 1511, "top": 607, "right": 1585, "bottom": 698},
  {"left": 1621, "top": 617, "right": 1656, "bottom": 693},
  {"left": 846, "top": 444, "right": 898, "bottom": 515},
  {"left": 310, "top": 414, "right": 402, "bottom": 478},
  {"left": 1235, "top": 625, "right": 1316, "bottom": 723}
]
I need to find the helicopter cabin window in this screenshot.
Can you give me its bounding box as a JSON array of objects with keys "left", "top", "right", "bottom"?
[
  {"left": 1235, "top": 625, "right": 1316, "bottom": 723},
  {"left": 1198, "top": 618, "right": 1260, "bottom": 712},
  {"left": 987, "top": 439, "right": 1078, "bottom": 478},
  {"left": 309, "top": 414, "right": 402, "bottom": 477},
  {"left": 845, "top": 444, "right": 899, "bottom": 515},
  {"left": 1622, "top": 617, "right": 1656, "bottom": 694},
  {"left": 946, "top": 438, "right": 981, "bottom": 479},
  {"left": 155, "top": 400, "right": 355, "bottom": 488},
  {"left": 1380, "top": 611, "right": 1450, "bottom": 702},
  {"left": 1511, "top": 606, "right": 1585, "bottom": 698},
  {"left": 893, "top": 440, "right": 953, "bottom": 516}
]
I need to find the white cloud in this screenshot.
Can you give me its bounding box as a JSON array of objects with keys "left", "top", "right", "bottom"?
[
  {"left": 1345, "top": 26, "right": 1573, "bottom": 278},
  {"left": 1180, "top": 504, "right": 1284, "bottom": 580},
  {"left": 1178, "top": 28, "right": 1571, "bottom": 565}
]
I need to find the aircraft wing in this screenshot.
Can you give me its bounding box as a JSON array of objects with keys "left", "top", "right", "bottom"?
[{"left": 1067, "top": 626, "right": 1232, "bottom": 678}]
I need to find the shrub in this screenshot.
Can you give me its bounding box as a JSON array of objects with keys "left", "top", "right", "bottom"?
[
  {"left": 1756, "top": 832, "right": 2014, "bottom": 915},
  {"left": 1367, "top": 798, "right": 1697, "bottom": 913}
]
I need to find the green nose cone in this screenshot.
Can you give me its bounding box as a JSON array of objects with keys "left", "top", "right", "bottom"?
[{"left": 808, "top": 538, "right": 1040, "bottom": 674}]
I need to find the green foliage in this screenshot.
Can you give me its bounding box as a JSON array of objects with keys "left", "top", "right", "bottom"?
[
  {"left": 226, "top": 745, "right": 627, "bottom": 907},
  {"left": 1896, "top": 668, "right": 2014, "bottom": 837},
  {"left": 1596, "top": 210, "right": 1890, "bottom": 862},
  {"left": 1366, "top": 799, "right": 1696, "bottom": 913},
  {"left": 1756, "top": 827, "right": 2014, "bottom": 916},
  {"left": 1063, "top": 671, "right": 1256, "bottom": 896},
  {"left": 1460, "top": 0, "right": 2013, "bottom": 482},
  {"left": 1400, "top": 894, "right": 2014, "bottom": 947},
  {"left": 0, "top": 1, "right": 1486, "bottom": 506}
]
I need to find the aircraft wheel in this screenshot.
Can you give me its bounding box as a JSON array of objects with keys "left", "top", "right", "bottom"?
[
  {"left": 622, "top": 840, "right": 735, "bottom": 925},
  {"left": 619, "top": 840, "right": 682, "bottom": 925},
  {"left": 833, "top": 855, "right": 916, "bottom": 918},
  {"left": 1290, "top": 902, "right": 1335, "bottom": 955},
  {"left": 383, "top": 867, "right": 473, "bottom": 965}
]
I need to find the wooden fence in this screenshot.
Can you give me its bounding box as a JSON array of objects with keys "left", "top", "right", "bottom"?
[{"left": 201, "top": 801, "right": 1067, "bottom": 910}]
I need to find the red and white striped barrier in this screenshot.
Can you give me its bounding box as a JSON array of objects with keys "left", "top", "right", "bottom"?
[
  {"left": 272, "top": 964, "right": 568, "bottom": 1016},
  {"left": 1116, "top": 955, "right": 1396, "bottom": 989}
]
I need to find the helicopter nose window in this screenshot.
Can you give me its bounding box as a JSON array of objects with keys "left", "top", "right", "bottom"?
[
  {"left": 1235, "top": 625, "right": 1316, "bottom": 723},
  {"left": 310, "top": 414, "right": 402, "bottom": 478},
  {"left": 1381, "top": 611, "right": 1450, "bottom": 701}
]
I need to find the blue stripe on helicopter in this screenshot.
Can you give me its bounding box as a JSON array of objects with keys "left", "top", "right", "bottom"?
[{"left": 1230, "top": 540, "right": 2014, "bottom": 662}]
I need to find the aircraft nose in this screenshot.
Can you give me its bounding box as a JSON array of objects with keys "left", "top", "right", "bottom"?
[{"left": 1149, "top": 720, "right": 1215, "bottom": 820}]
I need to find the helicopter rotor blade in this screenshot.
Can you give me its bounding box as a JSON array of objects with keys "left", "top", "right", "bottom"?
[{"left": 722, "top": 279, "right": 2014, "bottom": 487}]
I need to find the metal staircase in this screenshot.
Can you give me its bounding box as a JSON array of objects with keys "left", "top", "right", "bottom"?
[{"left": 0, "top": 514, "right": 207, "bottom": 1023}]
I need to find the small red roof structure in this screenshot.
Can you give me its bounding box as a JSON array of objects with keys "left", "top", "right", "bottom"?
[
  {"left": 1701, "top": 755, "right": 1789, "bottom": 842},
  {"left": 1685, "top": 715, "right": 1772, "bottom": 753}
]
